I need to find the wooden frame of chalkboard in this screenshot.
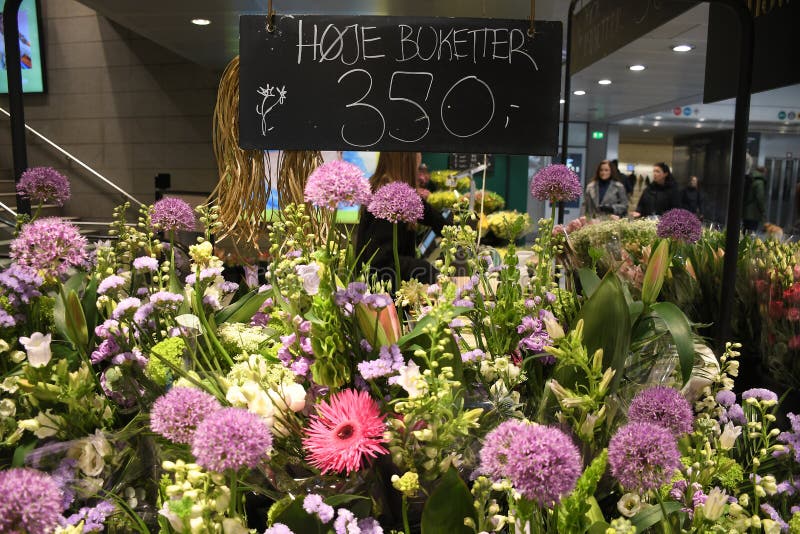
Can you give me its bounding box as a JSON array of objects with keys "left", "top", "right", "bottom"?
[{"left": 239, "top": 15, "right": 562, "bottom": 155}]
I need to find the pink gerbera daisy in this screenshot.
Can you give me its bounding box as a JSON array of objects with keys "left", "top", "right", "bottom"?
[{"left": 303, "top": 389, "right": 388, "bottom": 474}]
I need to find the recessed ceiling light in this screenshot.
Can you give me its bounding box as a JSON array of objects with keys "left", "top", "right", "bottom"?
[
  {"left": 655, "top": 115, "right": 663, "bottom": 120},
  {"left": 672, "top": 44, "right": 694, "bottom": 53},
  {"left": 699, "top": 118, "right": 706, "bottom": 122},
  {"left": 629, "top": 64, "right": 646, "bottom": 72},
  {"left": 560, "top": 99, "right": 565, "bottom": 104},
  {"left": 573, "top": 90, "right": 586, "bottom": 96},
  {"left": 642, "top": 129, "right": 650, "bottom": 132},
  {"left": 653, "top": 121, "right": 661, "bottom": 127},
  {"left": 695, "top": 123, "right": 703, "bottom": 128},
  {"left": 598, "top": 79, "right": 612, "bottom": 85},
  {"left": 191, "top": 18, "right": 211, "bottom": 25}
]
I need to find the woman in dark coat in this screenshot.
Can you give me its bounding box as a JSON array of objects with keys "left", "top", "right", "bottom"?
[
  {"left": 356, "top": 152, "right": 449, "bottom": 286},
  {"left": 582, "top": 159, "right": 629, "bottom": 218},
  {"left": 633, "top": 162, "right": 681, "bottom": 217}
]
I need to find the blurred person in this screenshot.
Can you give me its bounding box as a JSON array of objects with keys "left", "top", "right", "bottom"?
[
  {"left": 582, "top": 160, "right": 628, "bottom": 218},
  {"left": 742, "top": 165, "right": 767, "bottom": 232},
  {"left": 632, "top": 162, "right": 680, "bottom": 217},
  {"left": 681, "top": 175, "right": 704, "bottom": 218}
]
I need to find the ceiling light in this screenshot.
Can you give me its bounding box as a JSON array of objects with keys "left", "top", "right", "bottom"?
[
  {"left": 695, "top": 123, "right": 703, "bottom": 128},
  {"left": 699, "top": 118, "right": 706, "bottom": 122},
  {"left": 598, "top": 79, "right": 612, "bottom": 85},
  {"left": 629, "top": 64, "right": 646, "bottom": 72},
  {"left": 573, "top": 90, "right": 586, "bottom": 96},
  {"left": 672, "top": 44, "right": 694, "bottom": 52},
  {"left": 653, "top": 121, "right": 661, "bottom": 127},
  {"left": 191, "top": 18, "right": 211, "bottom": 25},
  {"left": 560, "top": 99, "right": 565, "bottom": 104},
  {"left": 642, "top": 129, "right": 650, "bottom": 132},
  {"left": 655, "top": 115, "right": 663, "bottom": 120}
]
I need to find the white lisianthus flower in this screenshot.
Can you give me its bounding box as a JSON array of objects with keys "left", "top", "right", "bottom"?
[
  {"left": 225, "top": 385, "right": 247, "bottom": 406},
  {"left": 268, "top": 382, "right": 307, "bottom": 414},
  {"left": 617, "top": 493, "right": 641, "bottom": 517},
  {"left": 18, "top": 332, "right": 52, "bottom": 368},
  {"left": 701, "top": 487, "right": 727, "bottom": 521},
  {"left": 719, "top": 421, "right": 742, "bottom": 450},
  {"left": 394, "top": 360, "right": 427, "bottom": 398},
  {"left": 296, "top": 263, "right": 321, "bottom": 295}
]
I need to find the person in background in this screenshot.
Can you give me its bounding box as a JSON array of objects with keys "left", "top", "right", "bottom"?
[
  {"left": 357, "top": 152, "right": 449, "bottom": 286},
  {"left": 582, "top": 160, "right": 629, "bottom": 218},
  {"left": 742, "top": 165, "right": 767, "bottom": 232},
  {"left": 632, "top": 162, "right": 680, "bottom": 217},
  {"left": 681, "top": 175, "right": 704, "bottom": 218}
]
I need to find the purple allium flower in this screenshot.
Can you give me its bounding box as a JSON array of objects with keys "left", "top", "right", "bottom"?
[
  {"left": 265, "top": 524, "right": 295, "bottom": 534},
  {"left": 150, "top": 197, "right": 196, "bottom": 233},
  {"left": 98, "top": 275, "right": 126, "bottom": 295},
  {"left": 112, "top": 297, "right": 141, "bottom": 320},
  {"left": 530, "top": 164, "right": 582, "bottom": 202},
  {"left": 132, "top": 256, "right": 159, "bottom": 272},
  {"left": 716, "top": 390, "right": 737, "bottom": 408},
  {"left": 10, "top": 217, "right": 90, "bottom": 280},
  {"left": 779, "top": 413, "right": 800, "bottom": 463},
  {"left": 303, "top": 494, "right": 334, "bottom": 524},
  {"left": 150, "top": 387, "right": 222, "bottom": 444},
  {"left": 358, "top": 344, "right": 404, "bottom": 380},
  {"left": 304, "top": 160, "right": 371, "bottom": 210},
  {"left": 0, "top": 468, "right": 64, "bottom": 533},
  {"left": 628, "top": 386, "right": 694, "bottom": 437},
  {"left": 17, "top": 166, "right": 70, "bottom": 206},
  {"left": 367, "top": 182, "right": 424, "bottom": 223},
  {"left": 742, "top": 388, "right": 778, "bottom": 403},
  {"left": 657, "top": 208, "right": 702, "bottom": 243},
  {"left": 480, "top": 420, "right": 581, "bottom": 506},
  {"left": 609, "top": 422, "right": 681, "bottom": 493},
  {"left": 191, "top": 407, "right": 273, "bottom": 472}
]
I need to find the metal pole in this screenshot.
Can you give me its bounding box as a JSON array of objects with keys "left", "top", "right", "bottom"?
[
  {"left": 716, "top": 0, "right": 754, "bottom": 347},
  {"left": 3, "top": 0, "right": 30, "bottom": 216},
  {"left": 558, "top": 0, "right": 579, "bottom": 226}
]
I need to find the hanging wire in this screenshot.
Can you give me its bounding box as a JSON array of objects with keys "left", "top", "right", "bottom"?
[
  {"left": 267, "top": 0, "right": 275, "bottom": 32},
  {"left": 528, "top": 0, "right": 536, "bottom": 37}
]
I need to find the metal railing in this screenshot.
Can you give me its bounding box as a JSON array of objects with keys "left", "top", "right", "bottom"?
[{"left": 0, "top": 106, "right": 144, "bottom": 209}]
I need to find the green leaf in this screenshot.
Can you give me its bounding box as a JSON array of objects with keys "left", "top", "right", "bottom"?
[
  {"left": 66, "top": 290, "right": 89, "bottom": 349},
  {"left": 82, "top": 275, "right": 98, "bottom": 339},
  {"left": 577, "top": 267, "right": 601, "bottom": 298},
  {"left": 217, "top": 290, "right": 271, "bottom": 324},
  {"left": 53, "top": 291, "right": 68, "bottom": 341},
  {"left": 630, "top": 502, "right": 682, "bottom": 531},
  {"left": 421, "top": 467, "right": 475, "bottom": 534},
  {"left": 587, "top": 521, "right": 611, "bottom": 534},
  {"left": 641, "top": 240, "right": 671, "bottom": 305},
  {"left": 11, "top": 441, "right": 36, "bottom": 467},
  {"left": 576, "top": 274, "right": 631, "bottom": 394},
  {"left": 651, "top": 301, "right": 695, "bottom": 385},
  {"left": 270, "top": 497, "right": 323, "bottom": 534}
]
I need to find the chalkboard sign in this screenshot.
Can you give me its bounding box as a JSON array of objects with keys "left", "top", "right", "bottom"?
[
  {"left": 448, "top": 153, "right": 494, "bottom": 171},
  {"left": 239, "top": 15, "right": 562, "bottom": 155}
]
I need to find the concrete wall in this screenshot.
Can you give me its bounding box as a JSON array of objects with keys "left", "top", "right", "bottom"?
[
  {"left": 618, "top": 143, "right": 674, "bottom": 169},
  {"left": 0, "top": 0, "right": 221, "bottom": 221}
]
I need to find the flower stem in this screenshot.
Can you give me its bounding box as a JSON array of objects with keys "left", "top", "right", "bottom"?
[
  {"left": 230, "top": 470, "right": 239, "bottom": 518},
  {"left": 401, "top": 494, "right": 411, "bottom": 534},
  {"left": 392, "top": 224, "right": 401, "bottom": 294},
  {"left": 656, "top": 492, "right": 674, "bottom": 534}
]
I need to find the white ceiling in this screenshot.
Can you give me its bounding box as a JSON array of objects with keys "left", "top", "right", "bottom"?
[{"left": 75, "top": 0, "right": 800, "bottom": 145}]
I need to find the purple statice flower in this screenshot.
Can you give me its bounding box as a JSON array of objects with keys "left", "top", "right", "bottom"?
[
  {"left": 0, "top": 264, "right": 42, "bottom": 306},
  {"left": 546, "top": 291, "right": 556, "bottom": 303},
  {"left": 481, "top": 421, "right": 581, "bottom": 506},
  {"left": 742, "top": 388, "right": 778, "bottom": 403},
  {"left": 0, "top": 309, "right": 15, "bottom": 328},
  {"left": 290, "top": 357, "right": 312, "bottom": 377},
  {"left": 191, "top": 407, "right": 273, "bottom": 472},
  {"left": 760, "top": 503, "right": 789, "bottom": 532},
  {"left": 357, "top": 517, "right": 383, "bottom": 534},
  {"left": 530, "top": 164, "right": 582, "bottom": 203},
  {"left": 461, "top": 348, "right": 485, "bottom": 362},
  {"left": 628, "top": 386, "right": 694, "bottom": 437},
  {"left": 367, "top": 182, "right": 424, "bottom": 224},
  {"left": 303, "top": 494, "right": 335, "bottom": 523},
  {"left": 334, "top": 282, "right": 367, "bottom": 316},
  {"left": 91, "top": 337, "right": 120, "bottom": 364},
  {"left": 363, "top": 293, "right": 393, "bottom": 310},
  {"left": 716, "top": 390, "right": 737, "bottom": 408},
  {"left": 779, "top": 413, "right": 800, "bottom": 463},
  {"left": 150, "top": 197, "right": 196, "bottom": 233},
  {"left": 657, "top": 208, "right": 702, "bottom": 244},
  {"left": 358, "top": 344, "right": 404, "bottom": 380},
  {"left": 98, "top": 274, "right": 126, "bottom": 295},
  {"left": 149, "top": 291, "right": 184, "bottom": 306},
  {"left": 0, "top": 468, "right": 64, "bottom": 533},
  {"left": 111, "top": 347, "right": 147, "bottom": 367},
  {"left": 265, "top": 524, "right": 295, "bottom": 534},
  {"left": 517, "top": 315, "right": 553, "bottom": 360},
  {"left": 360, "top": 339, "right": 373, "bottom": 352},
  {"left": 304, "top": 160, "right": 370, "bottom": 210},
  {"left": 721, "top": 403, "right": 747, "bottom": 426},
  {"left": 333, "top": 509, "right": 358, "bottom": 534},
  {"left": 51, "top": 458, "right": 77, "bottom": 509},
  {"left": 452, "top": 298, "right": 474, "bottom": 309},
  {"left": 16, "top": 166, "right": 70, "bottom": 206},
  {"left": 132, "top": 255, "right": 159, "bottom": 272},
  {"left": 10, "top": 217, "right": 90, "bottom": 280},
  {"left": 133, "top": 303, "right": 156, "bottom": 327},
  {"left": 198, "top": 267, "right": 223, "bottom": 281},
  {"left": 669, "top": 479, "right": 689, "bottom": 501},
  {"left": 150, "top": 387, "right": 222, "bottom": 444},
  {"left": 66, "top": 500, "right": 116, "bottom": 531},
  {"left": 112, "top": 297, "right": 141, "bottom": 320},
  {"left": 609, "top": 422, "right": 681, "bottom": 493},
  {"left": 95, "top": 319, "right": 121, "bottom": 338}
]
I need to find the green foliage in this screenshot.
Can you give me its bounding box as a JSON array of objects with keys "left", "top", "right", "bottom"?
[
  {"left": 146, "top": 337, "right": 187, "bottom": 386},
  {"left": 421, "top": 467, "right": 476, "bottom": 534},
  {"left": 558, "top": 449, "right": 609, "bottom": 533}
]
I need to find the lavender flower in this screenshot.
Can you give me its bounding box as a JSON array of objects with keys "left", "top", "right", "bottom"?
[
  {"left": 16, "top": 166, "right": 70, "bottom": 206},
  {"left": 303, "top": 494, "right": 334, "bottom": 523},
  {"left": 609, "top": 422, "right": 681, "bottom": 493},
  {"left": 722, "top": 403, "right": 747, "bottom": 425},
  {"left": 0, "top": 468, "right": 64, "bottom": 533},
  {"left": 191, "top": 407, "right": 273, "bottom": 472},
  {"left": 368, "top": 182, "right": 424, "bottom": 223},
  {"left": 98, "top": 275, "right": 126, "bottom": 295},
  {"left": 10, "top": 217, "right": 90, "bottom": 280},
  {"left": 66, "top": 500, "right": 116, "bottom": 532},
  {"left": 358, "top": 344, "right": 404, "bottom": 380},
  {"left": 150, "top": 197, "right": 196, "bottom": 233},
  {"left": 716, "top": 390, "right": 737, "bottom": 408},
  {"left": 657, "top": 209, "right": 702, "bottom": 243},
  {"left": 760, "top": 503, "right": 789, "bottom": 531},
  {"left": 779, "top": 413, "right": 800, "bottom": 463},
  {"left": 132, "top": 256, "right": 159, "bottom": 272},
  {"left": 530, "top": 164, "right": 582, "bottom": 202},
  {"left": 742, "top": 388, "right": 778, "bottom": 403},
  {"left": 304, "top": 160, "right": 371, "bottom": 210},
  {"left": 150, "top": 387, "right": 222, "bottom": 444},
  {"left": 628, "top": 386, "right": 694, "bottom": 437}
]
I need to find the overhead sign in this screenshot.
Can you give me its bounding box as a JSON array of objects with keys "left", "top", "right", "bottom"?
[
  {"left": 704, "top": 1, "right": 800, "bottom": 103},
  {"left": 570, "top": 0, "right": 694, "bottom": 74},
  {"left": 239, "top": 15, "right": 562, "bottom": 155}
]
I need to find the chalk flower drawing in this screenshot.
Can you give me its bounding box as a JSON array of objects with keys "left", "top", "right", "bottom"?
[{"left": 257, "top": 83, "right": 288, "bottom": 135}]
